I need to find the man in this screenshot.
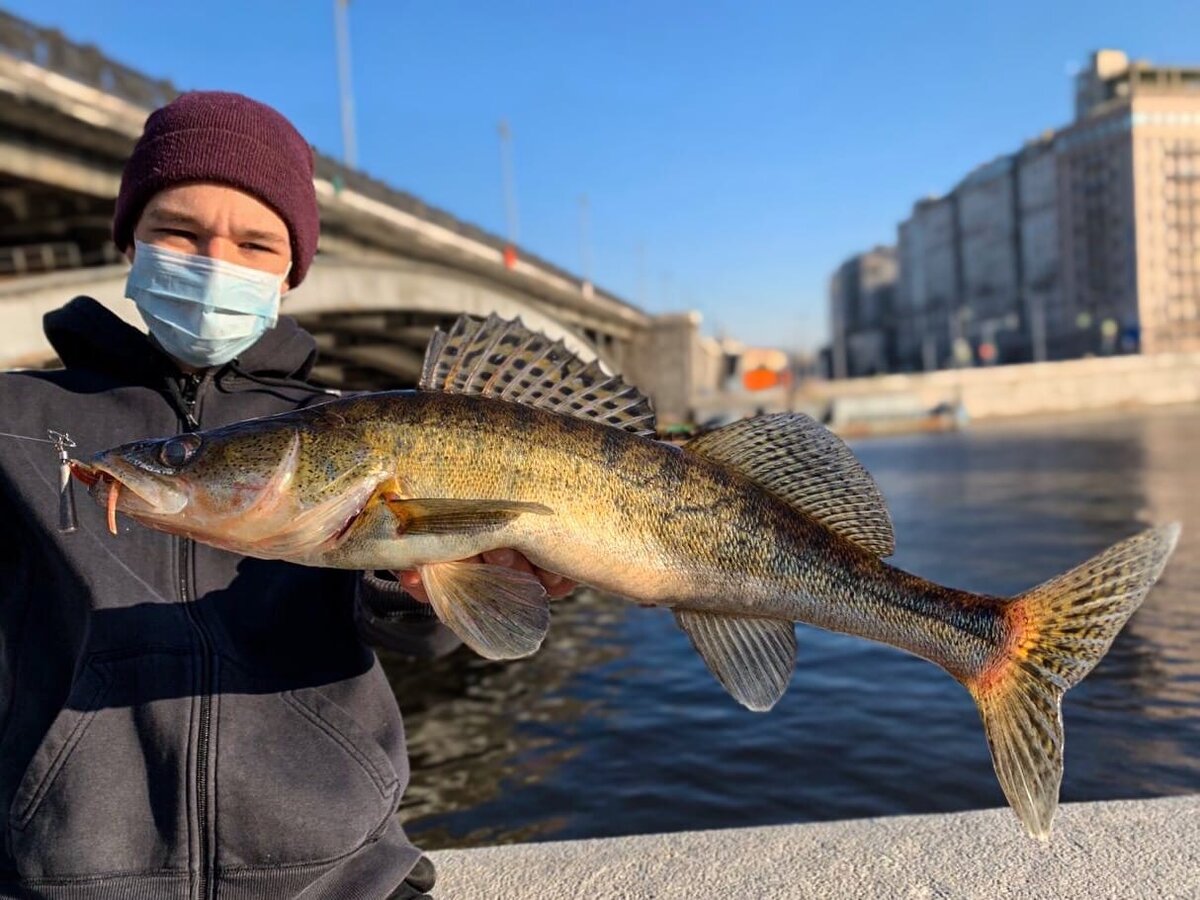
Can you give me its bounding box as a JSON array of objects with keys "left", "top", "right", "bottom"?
[{"left": 0, "top": 91, "right": 571, "bottom": 899}]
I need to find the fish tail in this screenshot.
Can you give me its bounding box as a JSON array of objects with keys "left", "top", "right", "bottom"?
[{"left": 965, "top": 523, "right": 1181, "bottom": 840}]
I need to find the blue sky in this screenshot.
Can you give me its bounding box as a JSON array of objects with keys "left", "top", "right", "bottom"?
[{"left": 5, "top": 1, "right": 1195, "bottom": 349}]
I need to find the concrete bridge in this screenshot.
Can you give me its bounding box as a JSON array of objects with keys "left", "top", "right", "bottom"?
[
  {"left": 0, "top": 10, "right": 709, "bottom": 421},
  {"left": 1, "top": 257, "right": 636, "bottom": 388}
]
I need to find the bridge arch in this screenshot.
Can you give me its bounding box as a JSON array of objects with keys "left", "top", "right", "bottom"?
[
  {"left": 0, "top": 256, "right": 614, "bottom": 390},
  {"left": 290, "top": 256, "right": 614, "bottom": 390}
]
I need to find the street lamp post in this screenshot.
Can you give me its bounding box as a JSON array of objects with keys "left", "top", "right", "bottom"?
[
  {"left": 578, "top": 193, "right": 592, "bottom": 284},
  {"left": 333, "top": 0, "right": 357, "bottom": 169},
  {"left": 497, "top": 119, "right": 520, "bottom": 254}
]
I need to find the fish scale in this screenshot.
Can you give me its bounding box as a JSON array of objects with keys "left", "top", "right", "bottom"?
[{"left": 74, "top": 314, "right": 1181, "bottom": 842}]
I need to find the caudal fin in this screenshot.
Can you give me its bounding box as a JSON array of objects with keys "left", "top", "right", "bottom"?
[{"left": 967, "top": 524, "right": 1181, "bottom": 839}]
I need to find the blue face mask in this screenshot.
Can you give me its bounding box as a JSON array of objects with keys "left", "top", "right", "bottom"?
[{"left": 125, "top": 240, "right": 290, "bottom": 368}]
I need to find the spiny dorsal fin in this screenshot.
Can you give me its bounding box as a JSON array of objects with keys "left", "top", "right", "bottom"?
[
  {"left": 686, "top": 413, "right": 895, "bottom": 557},
  {"left": 419, "top": 314, "right": 657, "bottom": 437}
]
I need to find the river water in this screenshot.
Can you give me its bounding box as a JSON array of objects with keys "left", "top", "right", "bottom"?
[{"left": 381, "top": 405, "right": 1200, "bottom": 849}]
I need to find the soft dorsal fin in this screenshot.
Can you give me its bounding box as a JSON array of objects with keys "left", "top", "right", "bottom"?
[
  {"left": 419, "top": 314, "right": 657, "bottom": 437},
  {"left": 686, "top": 413, "right": 895, "bottom": 557}
]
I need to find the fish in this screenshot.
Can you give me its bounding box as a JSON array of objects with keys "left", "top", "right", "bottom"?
[{"left": 71, "top": 313, "right": 1181, "bottom": 840}]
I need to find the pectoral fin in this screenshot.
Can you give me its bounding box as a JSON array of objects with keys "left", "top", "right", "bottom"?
[
  {"left": 383, "top": 496, "right": 552, "bottom": 535},
  {"left": 674, "top": 610, "right": 796, "bottom": 712},
  {"left": 419, "top": 561, "right": 551, "bottom": 659}
]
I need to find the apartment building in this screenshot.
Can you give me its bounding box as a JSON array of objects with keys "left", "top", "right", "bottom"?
[
  {"left": 895, "top": 195, "right": 961, "bottom": 371},
  {"left": 957, "top": 155, "right": 1024, "bottom": 363},
  {"left": 833, "top": 49, "right": 1200, "bottom": 376},
  {"left": 828, "top": 246, "right": 899, "bottom": 378},
  {"left": 1015, "top": 134, "right": 1059, "bottom": 360}
]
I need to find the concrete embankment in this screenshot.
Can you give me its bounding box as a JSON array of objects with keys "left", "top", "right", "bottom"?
[
  {"left": 812, "top": 352, "right": 1200, "bottom": 426},
  {"left": 428, "top": 794, "right": 1199, "bottom": 899}
]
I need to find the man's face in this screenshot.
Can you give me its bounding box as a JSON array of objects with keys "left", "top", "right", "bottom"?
[{"left": 130, "top": 183, "right": 293, "bottom": 295}]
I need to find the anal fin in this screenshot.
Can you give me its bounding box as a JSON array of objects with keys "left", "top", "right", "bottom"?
[
  {"left": 420, "top": 561, "right": 551, "bottom": 659},
  {"left": 674, "top": 609, "right": 796, "bottom": 712}
]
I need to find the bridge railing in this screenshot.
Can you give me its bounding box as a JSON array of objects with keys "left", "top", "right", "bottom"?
[
  {"left": 0, "top": 241, "right": 124, "bottom": 278},
  {"left": 310, "top": 156, "right": 637, "bottom": 315},
  {"left": 0, "top": 10, "right": 177, "bottom": 111},
  {"left": 0, "top": 9, "right": 642, "bottom": 320}
]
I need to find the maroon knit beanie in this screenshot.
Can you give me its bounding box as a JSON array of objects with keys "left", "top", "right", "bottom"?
[{"left": 112, "top": 91, "right": 319, "bottom": 287}]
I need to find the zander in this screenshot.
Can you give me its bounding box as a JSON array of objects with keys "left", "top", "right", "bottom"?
[{"left": 72, "top": 314, "right": 1181, "bottom": 840}]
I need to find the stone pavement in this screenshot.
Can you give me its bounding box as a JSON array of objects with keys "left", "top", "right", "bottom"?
[{"left": 428, "top": 794, "right": 1199, "bottom": 899}]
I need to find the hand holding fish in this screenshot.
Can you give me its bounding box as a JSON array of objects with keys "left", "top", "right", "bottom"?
[
  {"left": 72, "top": 314, "right": 1181, "bottom": 841},
  {"left": 395, "top": 549, "right": 577, "bottom": 603}
]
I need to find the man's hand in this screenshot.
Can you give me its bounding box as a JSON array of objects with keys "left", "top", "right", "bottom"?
[{"left": 394, "top": 549, "right": 577, "bottom": 603}]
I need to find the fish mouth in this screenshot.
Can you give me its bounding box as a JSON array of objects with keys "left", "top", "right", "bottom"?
[{"left": 70, "top": 458, "right": 188, "bottom": 534}]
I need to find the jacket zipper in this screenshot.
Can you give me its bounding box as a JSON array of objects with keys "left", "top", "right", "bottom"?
[{"left": 175, "top": 373, "right": 214, "bottom": 900}]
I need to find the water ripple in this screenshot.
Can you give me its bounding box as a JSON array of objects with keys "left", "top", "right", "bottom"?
[{"left": 388, "top": 405, "right": 1200, "bottom": 848}]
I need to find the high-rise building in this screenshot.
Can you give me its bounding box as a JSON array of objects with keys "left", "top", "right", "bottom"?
[
  {"left": 1053, "top": 49, "right": 1200, "bottom": 355},
  {"left": 896, "top": 195, "right": 961, "bottom": 370},
  {"left": 893, "top": 218, "right": 921, "bottom": 371},
  {"left": 957, "top": 155, "right": 1024, "bottom": 364},
  {"left": 828, "top": 246, "right": 898, "bottom": 378},
  {"left": 870, "top": 48, "right": 1200, "bottom": 375},
  {"left": 1015, "top": 134, "right": 1058, "bottom": 361},
  {"left": 1071, "top": 50, "right": 1200, "bottom": 353}
]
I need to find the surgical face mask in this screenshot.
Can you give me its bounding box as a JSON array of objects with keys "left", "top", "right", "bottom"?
[{"left": 125, "top": 239, "right": 290, "bottom": 368}]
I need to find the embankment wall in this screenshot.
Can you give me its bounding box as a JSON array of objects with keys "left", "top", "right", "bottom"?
[{"left": 811, "top": 352, "right": 1200, "bottom": 421}]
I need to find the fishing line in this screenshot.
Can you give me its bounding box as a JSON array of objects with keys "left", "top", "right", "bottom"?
[
  {"left": 0, "top": 428, "right": 79, "bottom": 532},
  {"left": 1, "top": 428, "right": 177, "bottom": 603}
]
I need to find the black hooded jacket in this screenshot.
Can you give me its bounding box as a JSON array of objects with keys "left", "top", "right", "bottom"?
[{"left": 0, "top": 297, "right": 454, "bottom": 899}]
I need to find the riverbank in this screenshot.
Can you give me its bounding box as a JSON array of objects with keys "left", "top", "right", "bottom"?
[
  {"left": 811, "top": 351, "right": 1200, "bottom": 432},
  {"left": 427, "top": 794, "right": 1199, "bottom": 899}
]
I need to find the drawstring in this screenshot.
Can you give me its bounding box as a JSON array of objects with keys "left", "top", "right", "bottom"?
[
  {"left": 163, "top": 363, "right": 339, "bottom": 429},
  {"left": 163, "top": 376, "right": 200, "bottom": 430},
  {"left": 225, "top": 361, "right": 341, "bottom": 397}
]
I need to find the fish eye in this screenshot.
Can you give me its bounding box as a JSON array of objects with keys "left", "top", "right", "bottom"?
[{"left": 159, "top": 434, "right": 202, "bottom": 468}]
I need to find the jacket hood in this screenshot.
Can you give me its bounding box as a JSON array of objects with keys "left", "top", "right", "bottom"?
[{"left": 44, "top": 296, "right": 319, "bottom": 383}]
